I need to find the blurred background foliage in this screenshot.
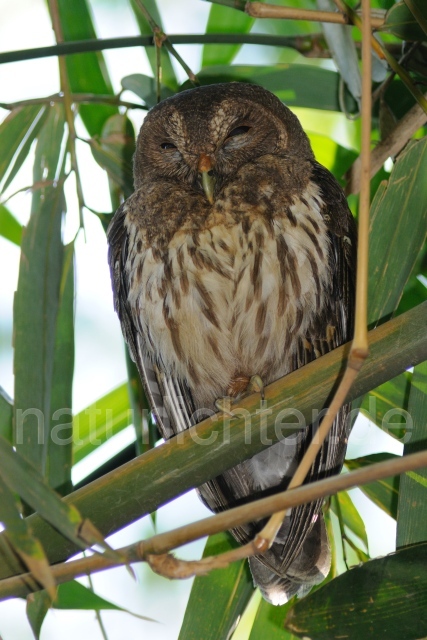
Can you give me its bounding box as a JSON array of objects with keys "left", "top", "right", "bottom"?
[{"left": 0, "top": 0, "right": 426, "bottom": 638}]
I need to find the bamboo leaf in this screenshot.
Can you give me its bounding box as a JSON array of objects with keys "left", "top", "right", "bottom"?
[
  {"left": 53, "top": 0, "right": 117, "bottom": 136},
  {"left": 345, "top": 454, "right": 400, "bottom": 519},
  {"left": 368, "top": 138, "right": 427, "bottom": 326},
  {"left": 0, "top": 386, "right": 13, "bottom": 442},
  {"left": 0, "top": 106, "right": 44, "bottom": 187},
  {"left": 0, "top": 204, "right": 23, "bottom": 246},
  {"left": 331, "top": 491, "right": 368, "bottom": 549},
  {"left": 285, "top": 543, "right": 427, "bottom": 639},
  {"left": 194, "top": 65, "right": 356, "bottom": 112},
  {"left": 0, "top": 476, "right": 55, "bottom": 598},
  {"left": 396, "top": 361, "right": 427, "bottom": 546},
  {"left": 360, "top": 372, "right": 412, "bottom": 441},
  {"left": 202, "top": 4, "right": 254, "bottom": 67},
  {"left": 404, "top": 0, "right": 427, "bottom": 36},
  {"left": 249, "top": 598, "right": 297, "bottom": 640},
  {"left": 72, "top": 383, "right": 132, "bottom": 464},
  {"left": 14, "top": 180, "right": 65, "bottom": 476},
  {"left": 121, "top": 73, "right": 174, "bottom": 107},
  {"left": 52, "top": 580, "right": 156, "bottom": 621},
  {"left": 179, "top": 532, "right": 254, "bottom": 640},
  {"left": 379, "top": 2, "right": 427, "bottom": 41},
  {"left": 89, "top": 114, "right": 135, "bottom": 199},
  {"left": 49, "top": 243, "right": 75, "bottom": 496},
  {"left": 0, "top": 435, "right": 112, "bottom": 555},
  {"left": 26, "top": 591, "right": 51, "bottom": 640}
]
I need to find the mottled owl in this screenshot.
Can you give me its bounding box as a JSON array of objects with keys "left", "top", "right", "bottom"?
[{"left": 107, "top": 82, "right": 356, "bottom": 605}]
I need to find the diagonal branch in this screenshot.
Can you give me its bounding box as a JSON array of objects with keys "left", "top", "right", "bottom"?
[{"left": 0, "top": 302, "right": 424, "bottom": 582}]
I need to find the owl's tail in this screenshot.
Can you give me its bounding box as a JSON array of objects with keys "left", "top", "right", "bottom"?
[{"left": 248, "top": 514, "right": 330, "bottom": 606}]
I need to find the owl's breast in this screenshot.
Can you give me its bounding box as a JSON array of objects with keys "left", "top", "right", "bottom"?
[{"left": 125, "top": 178, "right": 331, "bottom": 408}]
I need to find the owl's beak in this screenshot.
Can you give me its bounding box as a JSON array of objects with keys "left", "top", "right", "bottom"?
[{"left": 198, "top": 153, "right": 215, "bottom": 204}]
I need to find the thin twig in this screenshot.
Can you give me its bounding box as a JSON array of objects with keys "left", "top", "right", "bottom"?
[
  {"left": 2, "top": 449, "right": 427, "bottom": 599},
  {"left": 0, "top": 94, "right": 146, "bottom": 111},
  {"left": 244, "top": 0, "right": 385, "bottom": 28},
  {"left": 132, "top": 0, "right": 198, "bottom": 85},
  {"left": 47, "top": 0, "right": 85, "bottom": 229}
]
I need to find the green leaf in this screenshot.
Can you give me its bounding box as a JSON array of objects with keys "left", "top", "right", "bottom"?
[
  {"left": 0, "top": 204, "right": 23, "bottom": 246},
  {"left": 0, "top": 106, "right": 43, "bottom": 187},
  {"left": 194, "top": 65, "right": 356, "bottom": 113},
  {"left": 0, "top": 434, "right": 102, "bottom": 552},
  {"left": 404, "top": 0, "right": 427, "bottom": 36},
  {"left": 130, "top": 0, "right": 178, "bottom": 91},
  {"left": 179, "top": 532, "right": 254, "bottom": 640},
  {"left": 0, "top": 475, "right": 55, "bottom": 598},
  {"left": 345, "top": 454, "right": 400, "bottom": 519},
  {"left": 48, "top": 243, "right": 75, "bottom": 496},
  {"left": 0, "top": 386, "right": 13, "bottom": 442},
  {"left": 73, "top": 383, "right": 132, "bottom": 464},
  {"left": 249, "top": 598, "right": 297, "bottom": 640},
  {"left": 360, "top": 372, "right": 412, "bottom": 441},
  {"left": 397, "top": 361, "right": 427, "bottom": 546},
  {"left": 121, "top": 73, "right": 174, "bottom": 107},
  {"left": 379, "top": 1, "right": 427, "bottom": 41},
  {"left": 14, "top": 180, "right": 65, "bottom": 476},
  {"left": 285, "top": 543, "right": 427, "bottom": 639},
  {"left": 53, "top": 0, "right": 117, "bottom": 136},
  {"left": 202, "top": 4, "right": 254, "bottom": 67},
  {"left": 26, "top": 591, "right": 51, "bottom": 640},
  {"left": 89, "top": 114, "right": 135, "bottom": 199},
  {"left": 331, "top": 491, "right": 368, "bottom": 549},
  {"left": 368, "top": 138, "right": 427, "bottom": 326},
  {"left": 52, "top": 580, "right": 156, "bottom": 621}
]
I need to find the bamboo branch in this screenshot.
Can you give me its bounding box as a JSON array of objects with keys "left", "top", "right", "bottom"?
[
  {"left": 0, "top": 303, "right": 424, "bottom": 583},
  {"left": 2, "top": 448, "right": 427, "bottom": 599}
]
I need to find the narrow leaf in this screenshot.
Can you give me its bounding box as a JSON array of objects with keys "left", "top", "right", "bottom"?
[
  {"left": 331, "top": 491, "right": 368, "bottom": 549},
  {"left": 249, "top": 598, "right": 297, "bottom": 640},
  {"left": 368, "top": 138, "right": 427, "bottom": 326},
  {"left": 380, "top": 2, "right": 427, "bottom": 41},
  {"left": 26, "top": 591, "right": 51, "bottom": 640},
  {"left": 0, "top": 106, "right": 43, "bottom": 186},
  {"left": 0, "top": 386, "right": 13, "bottom": 442},
  {"left": 54, "top": 0, "right": 117, "bottom": 136},
  {"left": 0, "top": 204, "right": 23, "bottom": 246},
  {"left": 0, "top": 476, "right": 55, "bottom": 598},
  {"left": 404, "top": 0, "right": 427, "bottom": 36},
  {"left": 121, "top": 73, "right": 174, "bottom": 107},
  {"left": 397, "top": 361, "right": 427, "bottom": 546},
  {"left": 89, "top": 114, "right": 135, "bottom": 198},
  {"left": 72, "top": 383, "right": 132, "bottom": 464},
  {"left": 14, "top": 180, "right": 65, "bottom": 476},
  {"left": 360, "top": 372, "right": 412, "bottom": 441},
  {"left": 179, "top": 532, "right": 254, "bottom": 640},
  {"left": 202, "top": 4, "right": 254, "bottom": 67},
  {"left": 195, "top": 65, "right": 355, "bottom": 113},
  {"left": 48, "top": 243, "right": 75, "bottom": 496},
  {"left": 285, "top": 543, "right": 427, "bottom": 640},
  {"left": 345, "top": 454, "right": 400, "bottom": 519},
  {"left": 52, "top": 580, "right": 156, "bottom": 621}
]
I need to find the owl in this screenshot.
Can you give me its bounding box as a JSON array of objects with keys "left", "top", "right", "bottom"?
[{"left": 107, "top": 82, "right": 356, "bottom": 605}]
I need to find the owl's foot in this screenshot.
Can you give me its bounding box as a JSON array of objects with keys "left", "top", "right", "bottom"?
[
  {"left": 226, "top": 374, "right": 265, "bottom": 400},
  {"left": 247, "top": 375, "right": 265, "bottom": 400},
  {"left": 214, "top": 397, "right": 235, "bottom": 417}
]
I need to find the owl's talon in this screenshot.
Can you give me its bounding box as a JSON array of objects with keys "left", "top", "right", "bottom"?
[
  {"left": 215, "top": 397, "right": 235, "bottom": 418},
  {"left": 248, "top": 375, "right": 265, "bottom": 400}
]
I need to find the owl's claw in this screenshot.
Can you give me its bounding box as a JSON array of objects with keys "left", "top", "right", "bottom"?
[
  {"left": 247, "top": 375, "right": 265, "bottom": 400},
  {"left": 214, "top": 397, "right": 235, "bottom": 418}
]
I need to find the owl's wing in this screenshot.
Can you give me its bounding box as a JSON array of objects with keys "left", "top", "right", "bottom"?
[
  {"left": 107, "top": 201, "right": 197, "bottom": 440},
  {"left": 198, "top": 164, "right": 357, "bottom": 582}
]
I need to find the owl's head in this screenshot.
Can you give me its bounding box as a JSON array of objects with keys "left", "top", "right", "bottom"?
[{"left": 133, "top": 82, "right": 314, "bottom": 201}]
